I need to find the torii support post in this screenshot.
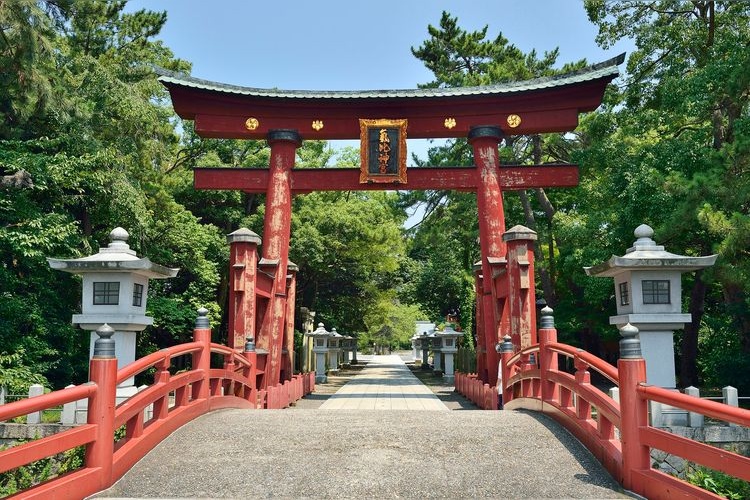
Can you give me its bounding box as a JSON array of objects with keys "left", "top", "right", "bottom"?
[
  {"left": 469, "top": 126, "right": 507, "bottom": 385},
  {"left": 504, "top": 226, "right": 538, "bottom": 349},
  {"left": 227, "top": 229, "right": 261, "bottom": 350},
  {"left": 257, "top": 130, "right": 301, "bottom": 387},
  {"left": 473, "top": 264, "right": 487, "bottom": 381},
  {"left": 282, "top": 263, "right": 298, "bottom": 380}
]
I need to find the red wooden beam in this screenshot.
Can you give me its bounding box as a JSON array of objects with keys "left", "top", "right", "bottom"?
[
  {"left": 160, "top": 54, "right": 623, "bottom": 140},
  {"left": 193, "top": 165, "right": 578, "bottom": 193}
]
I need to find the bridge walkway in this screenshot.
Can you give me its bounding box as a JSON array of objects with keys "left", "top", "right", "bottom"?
[{"left": 93, "top": 355, "right": 628, "bottom": 499}]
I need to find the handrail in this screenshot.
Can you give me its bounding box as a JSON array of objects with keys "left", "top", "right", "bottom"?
[
  {"left": 505, "top": 345, "right": 539, "bottom": 367},
  {"left": 547, "top": 342, "right": 619, "bottom": 384},
  {"left": 455, "top": 313, "right": 750, "bottom": 499},
  {"left": 638, "top": 384, "right": 750, "bottom": 426},
  {"left": 210, "top": 342, "right": 252, "bottom": 368},
  {"left": 116, "top": 342, "right": 203, "bottom": 384},
  {"left": 0, "top": 311, "right": 315, "bottom": 500},
  {"left": 0, "top": 382, "right": 96, "bottom": 421}
]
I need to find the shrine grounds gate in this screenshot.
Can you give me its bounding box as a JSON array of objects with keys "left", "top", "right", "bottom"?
[{"left": 158, "top": 54, "right": 625, "bottom": 390}]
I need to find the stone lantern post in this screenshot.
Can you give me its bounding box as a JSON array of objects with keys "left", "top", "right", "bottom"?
[
  {"left": 341, "top": 334, "right": 354, "bottom": 366},
  {"left": 414, "top": 321, "right": 434, "bottom": 362},
  {"left": 438, "top": 325, "right": 462, "bottom": 383},
  {"left": 585, "top": 224, "right": 716, "bottom": 423},
  {"left": 328, "top": 328, "right": 343, "bottom": 373},
  {"left": 48, "top": 227, "right": 178, "bottom": 395},
  {"left": 307, "top": 323, "right": 332, "bottom": 383},
  {"left": 431, "top": 329, "right": 443, "bottom": 373},
  {"left": 410, "top": 334, "right": 420, "bottom": 362},
  {"left": 420, "top": 332, "right": 430, "bottom": 367}
]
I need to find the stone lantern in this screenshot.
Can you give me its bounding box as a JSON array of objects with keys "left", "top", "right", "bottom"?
[
  {"left": 341, "top": 334, "right": 354, "bottom": 366},
  {"left": 420, "top": 331, "right": 431, "bottom": 367},
  {"left": 438, "top": 325, "right": 462, "bottom": 383},
  {"left": 413, "top": 321, "right": 434, "bottom": 363},
  {"left": 48, "top": 227, "right": 178, "bottom": 393},
  {"left": 307, "top": 323, "right": 332, "bottom": 383},
  {"left": 410, "top": 333, "right": 421, "bottom": 362},
  {"left": 585, "top": 224, "right": 716, "bottom": 391},
  {"left": 328, "top": 327, "right": 343, "bottom": 373},
  {"left": 431, "top": 329, "right": 443, "bottom": 373}
]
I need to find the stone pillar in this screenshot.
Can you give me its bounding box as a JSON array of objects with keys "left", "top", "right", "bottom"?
[
  {"left": 258, "top": 129, "right": 301, "bottom": 387},
  {"left": 469, "top": 126, "right": 506, "bottom": 386},
  {"left": 433, "top": 348, "right": 442, "bottom": 372}
]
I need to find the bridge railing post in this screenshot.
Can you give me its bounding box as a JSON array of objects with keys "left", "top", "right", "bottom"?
[
  {"left": 499, "top": 335, "right": 514, "bottom": 407},
  {"left": 538, "top": 306, "right": 559, "bottom": 406},
  {"left": 243, "top": 336, "right": 258, "bottom": 406},
  {"left": 192, "top": 308, "right": 212, "bottom": 401},
  {"left": 85, "top": 324, "right": 118, "bottom": 491},
  {"left": 617, "top": 323, "right": 649, "bottom": 491}
]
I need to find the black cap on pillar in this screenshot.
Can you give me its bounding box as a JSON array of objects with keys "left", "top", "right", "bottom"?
[
  {"left": 267, "top": 129, "right": 302, "bottom": 146},
  {"left": 468, "top": 125, "right": 504, "bottom": 142}
]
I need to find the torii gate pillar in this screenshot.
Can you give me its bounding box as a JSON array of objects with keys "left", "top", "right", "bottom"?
[
  {"left": 257, "top": 129, "right": 301, "bottom": 387},
  {"left": 469, "top": 126, "right": 507, "bottom": 386}
]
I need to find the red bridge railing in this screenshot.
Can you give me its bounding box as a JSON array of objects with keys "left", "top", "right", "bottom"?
[
  {"left": 0, "top": 308, "right": 314, "bottom": 499},
  {"left": 456, "top": 308, "right": 750, "bottom": 499}
]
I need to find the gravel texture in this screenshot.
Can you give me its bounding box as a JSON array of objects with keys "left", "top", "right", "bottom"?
[
  {"left": 92, "top": 353, "right": 627, "bottom": 499},
  {"left": 94, "top": 409, "right": 627, "bottom": 499}
]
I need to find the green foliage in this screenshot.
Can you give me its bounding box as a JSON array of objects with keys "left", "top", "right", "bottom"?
[
  {"left": 0, "top": 445, "right": 83, "bottom": 497},
  {"left": 584, "top": 0, "right": 750, "bottom": 380},
  {"left": 290, "top": 191, "right": 408, "bottom": 335},
  {"left": 0, "top": 350, "right": 47, "bottom": 394},
  {"left": 686, "top": 464, "right": 750, "bottom": 500},
  {"left": 697, "top": 310, "right": 750, "bottom": 393}
]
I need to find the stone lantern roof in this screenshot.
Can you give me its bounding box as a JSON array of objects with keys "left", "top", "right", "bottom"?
[
  {"left": 47, "top": 227, "right": 178, "bottom": 279},
  {"left": 584, "top": 224, "right": 716, "bottom": 277},
  {"left": 307, "top": 323, "right": 331, "bottom": 338}
]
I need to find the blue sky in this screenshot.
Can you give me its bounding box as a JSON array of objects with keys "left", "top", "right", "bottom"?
[{"left": 130, "top": 1, "right": 630, "bottom": 91}]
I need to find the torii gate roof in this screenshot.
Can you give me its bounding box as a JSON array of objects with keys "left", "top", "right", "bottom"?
[{"left": 158, "top": 53, "right": 624, "bottom": 140}]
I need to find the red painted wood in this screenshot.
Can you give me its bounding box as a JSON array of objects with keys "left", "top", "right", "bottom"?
[
  {"left": 473, "top": 270, "right": 487, "bottom": 382},
  {"left": 505, "top": 234, "right": 538, "bottom": 350},
  {"left": 538, "top": 325, "right": 559, "bottom": 404},
  {"left": 228, "top": 237, "right": 259, "bottom": 350},
  {"left": 0, "top": 384, "right": 95, "bottom": 423},
  {"left": 617, "top": 357, "right": 650, "bottom": 492},
  {"left": 85, "top": 356, "right": 118, "bottom": 492},
  {"left": 640, "top": 427, "right": 750, "bottom": 481},
  {"left": 258, "top": 135, "right": 300, "bottom": 387},
  {"left": 193, "top": 165, "right": 578, "bottom": 193},
  {"left": 638, "top": 384, "right": 750, "bottom": 426},
  {"left": 166, "top": 78, "right": 612, "bottom": 140},
  {"left": 283, "top": 270, "right": 297, "bottom": 381},
  {"left": 0, "top": 425, "right": 97, "bottom": 474},
  {"left": 470, "top": 132, "right": 505, "bottom": 385}
]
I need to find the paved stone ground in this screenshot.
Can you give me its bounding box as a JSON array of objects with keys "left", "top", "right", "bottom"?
[
  {"left": 93, "top": 354, "right": 629, "bottom": 499},
  {"left": 318, "top": 355, "right": 448, "bottom": 410}
]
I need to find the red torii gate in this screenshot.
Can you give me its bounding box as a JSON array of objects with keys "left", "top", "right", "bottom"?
[{"left": 159, "top": 54, "right": 622, "bottom": 388}]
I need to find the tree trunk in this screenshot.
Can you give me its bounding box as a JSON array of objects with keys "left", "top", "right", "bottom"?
[
  {"left": 679, "top": 271, "right": 707, "bottom": 388},
  {"left": 722, "top": 281, "right": 750, "bottom": 353}
]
